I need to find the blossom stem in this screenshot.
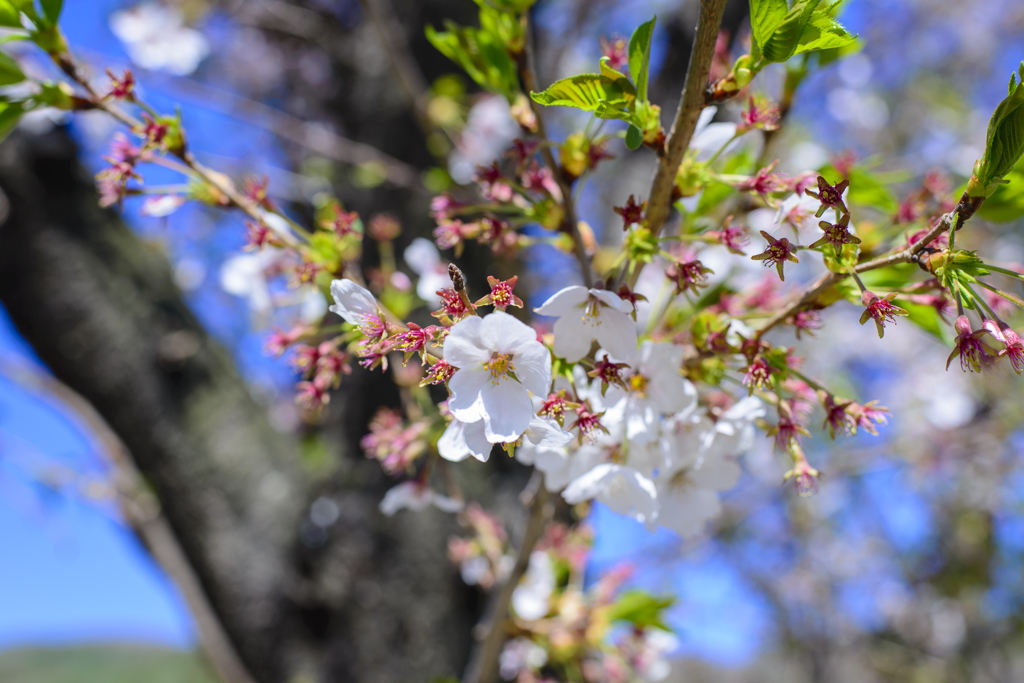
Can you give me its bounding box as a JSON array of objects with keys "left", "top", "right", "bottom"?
[
  {"left": 962, "top": 281, "right": 999, "bottom": 319},
  {"left": 705, "top": 131, "right": 741, "bottom": 165},
  {"left": 848, "top": 269, "right": 867, "bottom": 293},
  {"left": 974, "top": 279, "right": 1024, "bottom": 311},
  {"left": 786, "top": 368, "right": 829, "bottom": 394},
  {"left": 462, "top": 483, "right": 551, "bottom": 683}
]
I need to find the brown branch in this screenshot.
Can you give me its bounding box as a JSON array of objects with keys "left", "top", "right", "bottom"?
[
  {"left": 0, "top": 358, "right": 257, "bottom": 683},
  {"left": 755, "top": 212, "right": 955, "bottom": 339},
  {"left": 462, "top": 484, "right": 551, "bottom": 683},
  {"left": 623, "top": 0, "right": 729, "bottom": 289}
]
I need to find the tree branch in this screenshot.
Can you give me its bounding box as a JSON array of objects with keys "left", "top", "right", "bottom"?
[{"left": 622, "top": 0, "right": 729, "bottom": 289}]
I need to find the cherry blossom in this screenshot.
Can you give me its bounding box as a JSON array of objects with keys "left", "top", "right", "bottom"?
[
  {"left": 535, "top": 286, "right": 638, "bottom": 362},
  {"left": 511, "top": 551, "right": 556, "bottom": 620},
  {"left": 562, "top": 463, "right": 659, "bottom": 525},
  {"left": 438, "top": 417, "right": 493, "bottom": 462},
  {"left": 445, "top": 311, "right": 552, "bottom": 442},
  {"left": 329, "top": 279, "right": 387, "bottom": 339}
]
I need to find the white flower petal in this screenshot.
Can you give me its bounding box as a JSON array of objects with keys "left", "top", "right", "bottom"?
[
  {"left": 481, "top": 379, "right": 534, "bottom": 442},
  {"left": 444, "top": 316, "right": 491, "bottom": 367},
  {"left": 656, "top": 486, "right": 721, "bottom": 538},
  {"left": 589, "top": 288, "right": 634, "bottom": 314},
  {"left": 404, "top": 237, "right": 442, "bottom": 274},
  {"left": 552, "top": 314, "right": 596, "bottom": 362},
  {"left": 593, "top": 308, "right": 638, "bottom": 362},
  {"left": 690, "top": 455, "right": 741, "bottom": 491},
  {"left": 481, "top": 310, "right": 538, "bottom": 355},
  {"left": 438, "top": 419, "right": 471, "bottom": 462},
  {"left": 448, "top": 368, "right": 489, "bottom": 422},
  {"left": 534, "top": 286, "right": 589, "bottom": 316},
  {"left": 525, "top": 416, "right": 573, "bottom": 448},
  {"left": 512, "top": 341, "right": 552, "bottom": 397},
  {"left": 563, "top": 463, "right": 658, "bottom": 524},
  {"left": 329, "top": 279, "right": 379, "bottom": 325}
]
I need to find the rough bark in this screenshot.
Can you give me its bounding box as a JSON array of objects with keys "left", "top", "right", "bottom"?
[{"left": 0, "top": 128, "right": 475, "bottom": 682}]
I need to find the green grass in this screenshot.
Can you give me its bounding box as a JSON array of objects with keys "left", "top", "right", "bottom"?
[{"left": 0, "top": 645, "right": 220, "bottom": 683}]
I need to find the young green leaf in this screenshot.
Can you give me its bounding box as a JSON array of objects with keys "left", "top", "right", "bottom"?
[
  {"left": 426, "top": 23, "right": 519, "bottom": 99},
  {"left": 38, "top": 0, "right": 61, "bottom": 24},
  {"left": 604, "top": 589, "right": 675, "bottom": 630},
  {"left": 793, "top": 6, "right": 856, "bottom": 55},
  {"left": 760, "top": 0, "right": 822, "bottom": 63},
  {"left": 976, "top": 157, "right": 1024, "bottom": 221},
  {"left": 627, "top": 16, "right": 655, "bottom": 102},
  {"left": 531, "top": 73, "right": 634, "bottom": 112},
  {"left": 469, "top": 0, "right": 536, "bottom": 12},
  {"left": 0, "top": 0, "right": 22, "bottom": 27},
  {"left": 974, "top": 62, "right": 1024, "bottom": 194},
  {"left": 749, "top": 0, "right": 789, "bottom": 52},
  {"left": 0, "top": 50, "right": 24, "bottom": 86},
  {"left": 625, "top": 123, "right": 643, "bottom": 150}
]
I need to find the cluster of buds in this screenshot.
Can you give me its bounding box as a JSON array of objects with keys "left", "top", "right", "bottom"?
[
  {"left": 360, "top": 407, "right": 429, "bottom": 475},
  {"left": 290, "top": 340, "right": 352, "bottom": 412},
  {"left": 448, "top": 503, "right": 512, "bottom": 589}
]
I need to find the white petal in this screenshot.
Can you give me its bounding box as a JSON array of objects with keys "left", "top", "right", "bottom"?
[
  {"left": 533, "top": 286, "right": 589, "bottom": 316},
  {"left": 650, "top": 374, "right": 698, "bottom": 416},
  {"left": 438, "top": 420, "right": 471, "bottom": 462},
  {"left": 525, "top": 416, "right": 573, "bottom": 448},
  {"left": 480, "top": 311, "right": 538, "bottom": 355},
  {"left": 443, "top": 316, "right": 490, "bottom": 367},
  {"left": 463, "top": 419, "right": 493, "bottom": 462},
  {"left": 562, "top": 464, "right": 658, "bottom": 524},
  {"left": 657, "top": 486, "right": 721, "bottom": 538},
  {"left": 379, "top": 482, "right": 429, "bottom": 516},
  {"left": 694, "top": 106, "right": 717, "bottom": 134},
  {"left": 593, "top": 308, "right": 638, "bottom": 362},
  {"left": 481, "top": 380, "right": 533, "bottom": 442},
  {"left": 512, "top": 551, "right": 555, "bottom": 620},
  {"left": 589, "top": 288, "right": 634, "bottom": 314},
  {"left": 432, "top": 494, "right": 465, "bottom": 513},
  {"left": 329, "top": 279, "right": 378, "bottom": 325},
  {"left": 404, "top": 237, "right": 442, "bottom": 274},
  {"left": 448, "top": 368, "right": 489, "bottom": 422},
  {"left": 512, "top": 341, "right": 552, "bottom": 397},
  {"left": 552, "top": 314, "right": 595, "bottom": 363}
]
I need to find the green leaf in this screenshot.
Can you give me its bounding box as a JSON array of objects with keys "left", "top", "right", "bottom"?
[
  {"left": 976, "top": 62, "right": 1024, "bottom": 191},
  {"left": 425, "top": 23, "right": 519, "bottom": 99},
  {"left": 0, "top": 100, "right": 24, "bottom": 143},
  {"left": 604, "top": 590, "right": 675, "bottom": 631},
  {"left": 761, "top": 0, "right": 822, "bottom": 63},
  {"left": 847, "top": 168, "right": 898, "bottom": 213},
  {"left": 0, "top": 0, "right": 22, "bottom": 27},
  {"left": 793, "top": 8, "right": 857, "bottom": 55},
  {"left": 38, "top": 0, "right": 60, "bottom": 24},
  {"left": 627, "top": 16, "right": 656, "bottom": 102},
  {"left": 625, "top": 123, "right": 643, "bottom": 150},
  {"left": 749, "top": 0, "right": 789, "bottom": 52},
  {"left": 531, "top": 73, "right": 634, "bottom": 113},
  {"left": 0, "top": 50, "right": 24, "bottom": 86},
  {"left": 903, "top": 301, "right": 949, "bottom": 343}
]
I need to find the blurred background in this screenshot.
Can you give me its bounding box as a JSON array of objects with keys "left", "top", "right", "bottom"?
[{"left": 1, "top": 0, "right": 1024, "bottom": 681}]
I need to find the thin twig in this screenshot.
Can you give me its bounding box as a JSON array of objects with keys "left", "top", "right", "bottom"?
[
  {"left": 462, "top": 483, "right": 551, "bottom": 683},
  {"left": 0, "top": 358, "right": 257, "bottom": 683},
  {"left": 755, "top": 213, "right": 953, "bottom": 339},
  {"left": 621, "top": 0, "right": 729, "bottom": 290}
]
